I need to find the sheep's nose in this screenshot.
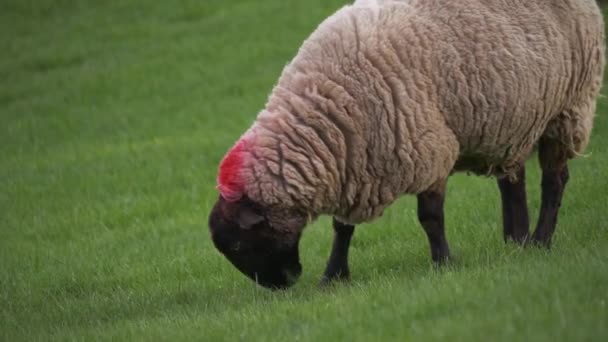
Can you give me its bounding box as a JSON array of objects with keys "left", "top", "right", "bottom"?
[{"left": 283, "top": 264, "right": 302, "bottom": 286}]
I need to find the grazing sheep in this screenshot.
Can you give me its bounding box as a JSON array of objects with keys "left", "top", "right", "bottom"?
[{"left": 208, "top": 0, "right": 605, "bottom": 289}]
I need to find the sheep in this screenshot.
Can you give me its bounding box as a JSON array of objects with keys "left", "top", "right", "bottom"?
[{"left": 208, "top": 0, "right": 605, "bottom": 289}]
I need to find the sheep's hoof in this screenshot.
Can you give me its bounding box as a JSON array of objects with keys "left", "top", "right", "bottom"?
[
  {"left": 432, "top": 254, "right": 453, "bottom": 268},
  {"left": 527, "top": 237, "right": 552, "bottom": 249},
  {"left": 432, "top": 251, "right": 451, "bottom": 265},
  {"left": 319, "top": 272, "right": 350, "bottom": 288},
  {"left": 504, "top": 233, "right": 530, "bottom": 246}
]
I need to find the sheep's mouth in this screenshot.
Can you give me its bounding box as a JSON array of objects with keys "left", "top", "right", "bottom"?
[
  {"left": 225, "top": 251, "right": 302, "bottom": 289},
  {"left": 216, "top": 244, "right": 302, "bottom": 289},
  {"left": 247, "top": 263, "right": 302, "bottom": 289}
]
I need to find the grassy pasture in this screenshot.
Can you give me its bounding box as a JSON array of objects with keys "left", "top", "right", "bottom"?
[{"left": 1, "top": 1, "right": 607, "bottom": 340}]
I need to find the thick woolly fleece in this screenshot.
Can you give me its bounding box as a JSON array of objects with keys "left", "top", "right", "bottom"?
[{"left": 218, "top": 0, "right": 605, "bottom": 224}]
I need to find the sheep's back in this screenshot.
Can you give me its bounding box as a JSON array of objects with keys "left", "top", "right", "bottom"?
[{"left": 414, "top": 0, "right": 604, "bottom": 175}]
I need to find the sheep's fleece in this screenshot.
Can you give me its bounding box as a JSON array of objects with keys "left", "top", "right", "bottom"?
[{"left": 218, "top": 0, "right": 605, "bottom": 225}]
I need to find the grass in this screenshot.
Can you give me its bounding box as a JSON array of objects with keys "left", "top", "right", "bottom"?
[{"left": 1, "top": 0, "right": 607, "bottom": 340}]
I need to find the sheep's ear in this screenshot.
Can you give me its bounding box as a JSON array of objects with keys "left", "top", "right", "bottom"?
[{"left": 236, "top": 207, "right": 264, "bottom": 230}]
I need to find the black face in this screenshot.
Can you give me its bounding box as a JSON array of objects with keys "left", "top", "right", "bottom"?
[{"left": 208, "top": 196, "right": 304, "bottom": 289}]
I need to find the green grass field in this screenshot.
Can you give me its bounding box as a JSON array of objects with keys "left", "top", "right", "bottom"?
[{"left": 1, "top": 1, "right": 607, "bottom": 340}]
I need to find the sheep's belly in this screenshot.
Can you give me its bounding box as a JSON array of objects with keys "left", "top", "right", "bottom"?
[{"left": 451, "top": 139, "right": 537, "bottom": 178}]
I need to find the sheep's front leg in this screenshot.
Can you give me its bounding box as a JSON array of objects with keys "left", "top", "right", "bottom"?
[
  {"left": 497, "top": 167, "right": 530, "bottom": 244},
  {"left": 417, "top": 182, "right": 450, "bottom": 263},
  {"left": 320, "top": 217, "right": 355, "bottom": 284},
  {"left": 531, "top": 138, "right": 570, "bottom": 247}
]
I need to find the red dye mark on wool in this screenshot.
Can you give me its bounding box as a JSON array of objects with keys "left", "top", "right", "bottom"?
[{"left": 217, "top": 139, "right": 249, "bottom": 202}]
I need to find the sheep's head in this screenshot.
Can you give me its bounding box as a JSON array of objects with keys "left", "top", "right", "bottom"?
[{"left": 208, "top": 195, "right": 306, "bottom": 289}]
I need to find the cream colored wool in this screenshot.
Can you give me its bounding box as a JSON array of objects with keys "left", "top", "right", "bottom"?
[{"left": 222, "top": 0, "right": 605, "bottom": 224}]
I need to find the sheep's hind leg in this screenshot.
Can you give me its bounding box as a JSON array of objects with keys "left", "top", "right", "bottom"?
[
  {"left": 497, "top": 167, "right": 530, "bottom": 244},
  {"left": 417, "top": 181, "right": 450, "bottom": 263},
  {"left": 531, "top": 138, "right": 570, "bottom": 248},
  {"left": 320, "top": 217, "right": 355, "bottom": 284}
]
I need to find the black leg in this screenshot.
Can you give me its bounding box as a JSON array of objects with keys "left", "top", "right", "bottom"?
[
  {"left": 321, "top": 217, "right": 355, "bottom": 283},
  {"left": 531, "top": 138, "right": 570, "bottom": 248},
  {"left": 497, "top": 167, "right": 530, "bottom": 244},
  {"left": 417, "top": 183, "right": 450, "bottom": 263}
]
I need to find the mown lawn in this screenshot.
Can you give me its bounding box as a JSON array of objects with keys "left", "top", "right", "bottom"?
[{"left": 1, "top": 1, "right": 607, "bottom": 341}]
